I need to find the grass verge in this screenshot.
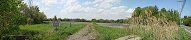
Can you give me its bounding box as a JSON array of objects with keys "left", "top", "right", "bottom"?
[
  {"left": 94, "top": 24, "right": 129, "bottom": 40},
  {"left": 94, "top": 23, "right": 191, "bottom": 40},
  {"left": 19, "top": 22, "right": 86, "bottom": 40},
  {"left": 125, "top": 24, "right": 191, "bottom": 40}
]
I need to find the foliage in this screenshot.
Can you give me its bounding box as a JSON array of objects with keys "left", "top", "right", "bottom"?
[
  {"left": 45, "top": 18, "right": 90, "bottom": 22},
  {"left": 90, "top": 19, "right": 128, "bottom": 23},
  {"left": 46, "top": 18, "right": 128, "bottom": 23},
  {"left": 127, "top": 6, "right": 191, "bottom": 40},
  {"left": 183, "top": 16, "right": 191, "bottom": 26},
  {"left": 131, "top": 6, "right": 180, "bottom": 25},
  {"left": 20, "top": 3, "right": 47, "bottom": 24},
  {"left": 19, "top": 22, "right": 86, "bottom": 40},
  {"left": 0, "top": 0, "right": 27, "bottom": 38},
  {"left": 0, "top": 0, "right": 46, "bottom": 39},
  {"left": 115, "top": 19, "right": 129, "bottom": 23},
  {"left": 53, "top": 16, "right": 57, "bottom": 20},
  {"left": 125, "top": 24, "right": 191, "bottom": 40}
]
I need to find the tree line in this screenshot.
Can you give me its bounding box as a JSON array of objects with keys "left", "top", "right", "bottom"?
[
  {"left": 45, "top": 16, "right": 128, "bottom": 23},
  {"left": 91, "top": 19, "right": 128, "bottom": 23}
]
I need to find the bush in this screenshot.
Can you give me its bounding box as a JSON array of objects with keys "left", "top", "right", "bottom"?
[
  {"left": 126, "top": 6, "right": 191, "bottom": 40},
  {"left": 125, "top": 24, "right": 191, "bottom": 40},
  {"left": 0, "top": 0, "right": 26, "bottom": 38},
  {"left": 183, "top": 16, "right": 191, "bottom": 26},
  {"left": 131, "top": 6, "right": 180, "bottom": 25}
]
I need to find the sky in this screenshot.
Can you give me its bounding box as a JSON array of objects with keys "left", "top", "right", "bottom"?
[{"left": 23, "top": 0, "right": 191, "bottom": 20}]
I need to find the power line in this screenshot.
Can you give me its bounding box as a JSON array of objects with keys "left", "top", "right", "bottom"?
[
  {"left": 178, "top": 0, "right": 186, "bottom": 25},
  {"left": 179, "top": 0, "right": 186, "bottom": 13}
]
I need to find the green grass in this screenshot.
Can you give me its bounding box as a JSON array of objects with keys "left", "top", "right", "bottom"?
[
  {"left": 20, "top": 24, "right": 53, "bottom": 32},
  {"left": 19, "top": 22, "right": 191, "bottom": 40},
  {"left": 94, "top": 25, "right": 129, "bottom": 40},
  {"left": 178, "top": 27, "right": 191, "bottom": 40},
  {"left": 19, "top": 22, "right": 86, "bottom": 40},
  {"left": 94, "top": 24, "right": 191, "bottom": 40}
]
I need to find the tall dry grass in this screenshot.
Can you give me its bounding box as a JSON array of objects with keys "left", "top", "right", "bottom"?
[
  {"left": 126, "top": 24, "right": 181, "bottom": 40},
  {"left": 125, "top": 17, "right": 191, "bottom": 40}
]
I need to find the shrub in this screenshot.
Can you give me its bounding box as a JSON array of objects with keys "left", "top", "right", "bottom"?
[{"left": 183, "top": 16, "right": 191, "bottom": 26}]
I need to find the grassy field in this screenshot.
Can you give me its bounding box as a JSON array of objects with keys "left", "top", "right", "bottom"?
[
  {"left": 94, "top": 23, "right": 191, "bottom": 40},
  {"left": 18, "top": 22, "right": 191, "bottom": 40},
  {"left": 94, "top": 24, "right": 129, "bottom": 40},
  {"left": 19, "top": 22, "right": 86, "bottom": 40}
]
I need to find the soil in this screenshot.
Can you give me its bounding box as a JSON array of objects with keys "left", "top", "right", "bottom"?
[
  {"left": 115, "top": 35, "right": 141, "bottom": 40},
  {"left": 67, "top": 24, "right": 97, "bottom": 40}
]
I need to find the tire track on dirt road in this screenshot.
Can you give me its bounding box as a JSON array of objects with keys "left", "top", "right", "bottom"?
[{"left": 67, "top": 24, "right": 97, "bottom": 40}]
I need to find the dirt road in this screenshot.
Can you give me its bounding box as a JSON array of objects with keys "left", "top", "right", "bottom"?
[
  {"left": 67, "top": 24, "right": 97, "bottom": 40},
  {"left": 181, "top": 25, "right": 191, "bottom": 34}
]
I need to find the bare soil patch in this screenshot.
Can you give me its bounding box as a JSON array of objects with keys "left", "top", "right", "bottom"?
[{"left": 67, "top": 24, "right": 97, "bottom": 40}]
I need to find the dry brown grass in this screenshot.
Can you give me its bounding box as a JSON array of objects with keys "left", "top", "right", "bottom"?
[
  {"left": 126, "top": 17, "right": 191, "bottom": 40},
  {"left": 126, "top": 24, "right": 180, "bottom": 40}
]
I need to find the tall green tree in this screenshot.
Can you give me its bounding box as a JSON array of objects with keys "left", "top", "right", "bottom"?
[
  {"left": 152, "top": 6, "right": 159, "bottom": 16},
  {"left": 53, "top": 16, "right": 57, "bottom": 20},
  {"left": 0, "top": 0, "right": 26, "bottom": 37},
  {"left": 21, "top": 4, "right": 47, "bottom": 24}
]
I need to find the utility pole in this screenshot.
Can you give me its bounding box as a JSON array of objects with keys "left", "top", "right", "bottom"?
[{"left": 178, "top": 0, "right": 186, "bottom": 25}]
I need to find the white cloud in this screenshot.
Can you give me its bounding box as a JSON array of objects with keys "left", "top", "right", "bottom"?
[
  {"left": 41, "top": 0, "right": 59, "bottom": 6},
  {"left": 57, "top": 0, "right": 134, "bottom": 20},
  {"left": 83, "top": 0, "right": 120, "bottom": 9},
  {"left": 26, "top": 0, "right": 134, "bottom": 20}
]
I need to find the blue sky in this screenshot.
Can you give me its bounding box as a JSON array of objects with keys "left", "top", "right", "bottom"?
[
  {"left": 120, "top": 0, "right": 191, "bottom": 17},
  {"left": 23, "top": 0, "right": 191, "bottom": 20}
]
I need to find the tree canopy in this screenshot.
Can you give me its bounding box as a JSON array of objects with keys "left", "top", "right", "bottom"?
[
  {"left": 0, "top": 0, "right": 24, "bottom": 37},
  {"left": 20, "top": 3, "right": 47, "bottom": 24},
  {"left": 0, "top": 0, "right": 47, "bottom": 38}
]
